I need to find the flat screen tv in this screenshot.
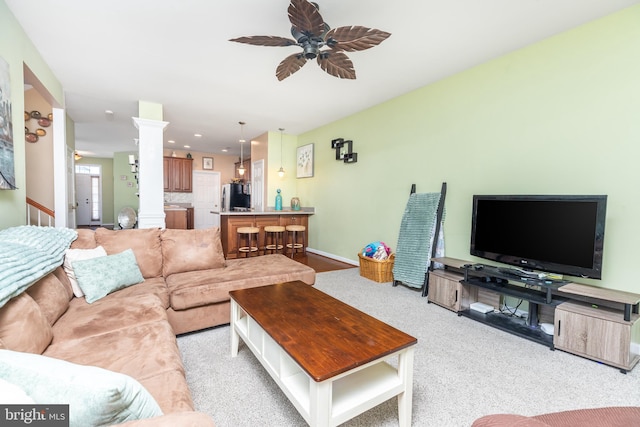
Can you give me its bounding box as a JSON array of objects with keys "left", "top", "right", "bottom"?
[{"left": 470, "top": 195, "right": 607, "bottom": 279}]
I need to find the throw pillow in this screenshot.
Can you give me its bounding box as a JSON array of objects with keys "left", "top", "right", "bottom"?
[
  {"left": 0, "top": 349, "right": 163, "bottom": 425},
  {"left": 63, "top": 246, "right": 107, "bottom": 297},
  {"left": 72, "top": 249, "right": 144, "bottom": 304}
]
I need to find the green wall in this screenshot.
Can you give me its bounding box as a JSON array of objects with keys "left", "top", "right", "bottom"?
[
  {"left": 291, "top": 5, "right": 640, "bottom": 293},
  {"left": 113, "top": 152, "right": 139, "bottom": 227},
  {"left": 0, "top": 0, "right": 63, "bottom": 229}
]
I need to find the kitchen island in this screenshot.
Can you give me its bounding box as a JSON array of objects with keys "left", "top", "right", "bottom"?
[{"left": 220, "top": 208, "right": 314, "bottom": 258}]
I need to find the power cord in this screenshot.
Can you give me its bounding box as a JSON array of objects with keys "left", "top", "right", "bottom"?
[{"left": 500, "top": 299, "right": 523, "bottom": 317}]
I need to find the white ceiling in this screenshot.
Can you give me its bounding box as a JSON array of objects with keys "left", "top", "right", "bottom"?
[{"left": 7, "top": 0, "right": 639, "bottom": 158}]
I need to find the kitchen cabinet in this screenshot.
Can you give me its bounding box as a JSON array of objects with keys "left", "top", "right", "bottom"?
[
  {"left": 186, "top": 208, "right": 194, "bottom": 230},
  {"left": 221, "top": 213, "right": 311, "bottom": 258},
  {"left": 279, "top": 214, "right": 308, "bottom": 228},
  {"left": 165, "top": 209, "right": 187, "bottom": 229},
  {"left": 164, "top": 157, "right": 193, "bottom": 192}
]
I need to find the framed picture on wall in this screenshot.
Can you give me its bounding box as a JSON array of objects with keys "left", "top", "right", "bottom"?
[
  {"left": 296, "top": 143, "right": 314, "bottom": 178},
  {"left": 203, "top": 157, "right": 213, "bottom": 170}
]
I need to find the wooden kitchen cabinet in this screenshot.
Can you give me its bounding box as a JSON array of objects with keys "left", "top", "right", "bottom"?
[
  {"left": 163, "top": 157, "right": 193, "bottom": 192},
  {"left": 165, "top": 209, "right": 187, "bottom": 229},
  {"left": 186, "top": 208, "right": 194, "bottom": 230},
  {"left": 221, "top": 214, "right": 312, "bottom": 258},
  {"left": 222, "top": 216, "right": 256, "bottom": 258},
  {"left": 279, "top": 214, "right": 308, "bottom": 228}
]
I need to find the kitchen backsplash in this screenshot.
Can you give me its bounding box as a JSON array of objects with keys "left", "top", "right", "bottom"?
[{"left": 164, "top": 192, "right": 193, "bottom": 204}]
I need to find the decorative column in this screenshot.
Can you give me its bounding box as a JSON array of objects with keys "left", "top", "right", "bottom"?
[{"left": 132, "top": 116, "right": 168, "bottom": 229}]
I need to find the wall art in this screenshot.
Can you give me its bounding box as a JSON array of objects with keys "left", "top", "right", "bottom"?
[
  {"left": 0, "top": 56, "right": 16, "bottom": 190},
  {"left": 296, "top": 143, "right": 314, "bottom": 178}
]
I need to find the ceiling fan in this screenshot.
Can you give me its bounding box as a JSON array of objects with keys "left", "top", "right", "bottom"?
[{"left": 229, "top": 0, "right": 391, "bottom": 81}]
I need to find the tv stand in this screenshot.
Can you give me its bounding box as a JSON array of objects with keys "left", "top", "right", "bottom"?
[
  {"left": 459, "top": 263, "right": 569, "bottom": 348},
  {"left": 428, "top": 257, "right": 640, "bottom": 371}
]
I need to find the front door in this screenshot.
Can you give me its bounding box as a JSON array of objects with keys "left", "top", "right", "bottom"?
[{"left": 75, "top": 165, "right": 102, "bottom": 226}]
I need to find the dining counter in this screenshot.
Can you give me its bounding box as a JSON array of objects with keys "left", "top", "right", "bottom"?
[
  {"left": 220, "top": 207, "right": 315, "bottom": 216},
  {"left": 220, "top": 208, "right": 313, "bottom": 258}
]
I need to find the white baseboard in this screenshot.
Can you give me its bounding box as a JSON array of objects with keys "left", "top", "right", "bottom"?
[
  {"left": 306, "top": 247, "right": 359, "bottom": 266},
  {"left": 632, "top": 342, "right": 640, "bottom": 356}
]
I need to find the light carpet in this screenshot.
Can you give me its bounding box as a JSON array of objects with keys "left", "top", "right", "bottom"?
[{"left": 177, "top": 268, "right": 640, "bottom": 426}]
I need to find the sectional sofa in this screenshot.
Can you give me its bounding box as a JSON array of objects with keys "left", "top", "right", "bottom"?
[{"left": 0, "top": 226, "right": 316, "bottom": 426}]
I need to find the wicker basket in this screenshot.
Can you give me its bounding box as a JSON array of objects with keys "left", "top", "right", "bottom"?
[{"left": 358, "top": 252, "right": 395, "bottom": 283}]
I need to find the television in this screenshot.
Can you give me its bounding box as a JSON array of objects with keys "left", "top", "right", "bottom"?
[{"left": 470, "top": 195, "right": 607, "bottom": 279}]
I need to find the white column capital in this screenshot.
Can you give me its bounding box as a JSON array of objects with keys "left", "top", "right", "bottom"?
[{"left": 132, "top": 117, "right": 169, "bottom": 131}]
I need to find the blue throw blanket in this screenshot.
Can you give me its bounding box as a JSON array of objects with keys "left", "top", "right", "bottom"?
[{"left": 0, "top": 226, "right": 77, "bottom": 308}]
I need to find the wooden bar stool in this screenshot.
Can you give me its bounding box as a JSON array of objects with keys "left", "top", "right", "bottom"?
[
  {"left": 264, "top": 225, "right": 285, "bottom": 254},
  {"left": 285, "top": 225, "right": 306, "bottom": 258},
  {"left": 237, "top": 226, "right": 259, "bottom": 257}
]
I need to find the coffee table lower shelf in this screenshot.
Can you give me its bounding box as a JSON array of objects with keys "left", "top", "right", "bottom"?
[{"left": 231, "top": 304, "right": 415, "bottom": 427}]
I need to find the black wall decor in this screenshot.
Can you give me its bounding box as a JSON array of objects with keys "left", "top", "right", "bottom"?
[{"left": 331, "top": 138, "right": 358, "bottom": 164}]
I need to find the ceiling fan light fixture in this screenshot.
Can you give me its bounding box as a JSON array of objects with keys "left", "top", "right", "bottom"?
[{"left": 229, "top": 0, "right": 390, "bottom": 80}]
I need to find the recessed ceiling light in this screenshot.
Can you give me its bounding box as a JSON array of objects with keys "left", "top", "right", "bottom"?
[
  {"left": 184, "top": 145, "right": 190, "bottom": 148},
  {"left": 168, "top": 140, "right": 175, "bottom": 144},
  {"left": 105, "top": 110, "right": 114, "bottom": 115},
  {"left": 222, "top": 148, "right": 229, "bottom": 152},
  {"left": 194, "top": 133, "right": 202, "bottom": 138}
]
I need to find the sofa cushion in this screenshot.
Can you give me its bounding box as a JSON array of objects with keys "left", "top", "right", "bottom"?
[
  {"left": 161, "top": 228, "right": 226, "bottom": 277},
  {"left": 63, "top": 245, "right": 108, "bottom": 297},
  {"left": 96, "top": 277, "right": 170, "bottom": 309},
  {"left": 26, "top": 272, "right": 70, "bottom": 325},
  {"left": 0, "top": 292, "right": 52, "bottom": 353},
  {"left": 45, "top": 320, "right": 185, "bottom": 383},
  {"left": 72, "top": 249, "right": 144, "bottom": 303},
  {"left": 166, "top": 254, "right": 315, "bottom": 310},
  {"left": 52, "top": 294, "right": 168, "bottom": 343},
  {"left": 71, "top": 228, "right": 98, "bottom": 249},
  {"left": 96, "top": 228, "right": 163, "bottom": 279},
  {"left": 0, "top": 349, "right": 163, "bottom": 426},
  {"left": 137, "top": 369, "right": 195, "bottom": 414},
  {"left": 52, "top": 265, "right": 75, "bottom": 298}
]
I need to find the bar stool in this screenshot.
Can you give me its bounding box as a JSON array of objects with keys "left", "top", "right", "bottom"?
[
  {"left": 237, "top": 227, "right": 259, "bottom": 257},
  {"left": 264, "top": 225, "right": 285, "bottom": 254},
  {"left": 285, "top": 225, "right": 306, "bottom": 258}
]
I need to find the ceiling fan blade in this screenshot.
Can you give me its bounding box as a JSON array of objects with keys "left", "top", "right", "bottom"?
[
  {"left": 288, "top": 0, "right": 326, "bottom": 38},
  {"left": 326, "top": 26, "right": 391, "bottom": 52},
  {"left": 276, "top": 53, "right": 308, "bottom": 81},
  {"left": 317, "top": 51, "right": 356, "bottom": 80},
  {"left": 229, "top": 35, "right": 297, "bottom": 47}
]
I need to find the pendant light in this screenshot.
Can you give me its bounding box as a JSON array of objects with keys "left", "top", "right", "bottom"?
[
  {"left": 237, "top": 121, "right": 246, "bottom": 176},
  {"left": 278, "top": 128, "right": 285, "bottom": 177}
]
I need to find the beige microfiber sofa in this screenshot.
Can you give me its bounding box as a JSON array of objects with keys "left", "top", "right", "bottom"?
[
  {"left": 70, "top": 227, "right": 316, "bottom": 334},
  {"left": 0, "top": 226, "right": 315, "bottom": 426},
  {"left": 472, "top": 406, "right": 640, "bottom": 426}
]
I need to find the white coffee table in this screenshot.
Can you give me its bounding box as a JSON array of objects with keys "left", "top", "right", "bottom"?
[{"left": 230, "top": 281, "right": 417, "bottom": 427}]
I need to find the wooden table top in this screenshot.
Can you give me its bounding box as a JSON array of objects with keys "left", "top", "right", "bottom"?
[{"left": 229, "top": 282, "right": 417, "bottom": 382}]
